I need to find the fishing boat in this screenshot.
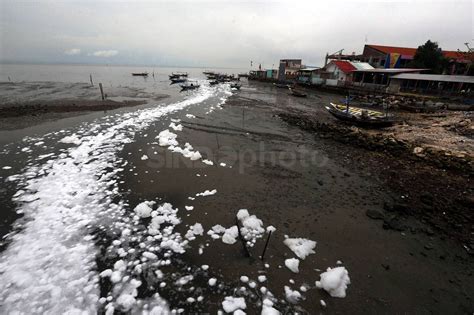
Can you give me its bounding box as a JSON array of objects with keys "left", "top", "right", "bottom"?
[
  {"left": 273, "top": 83, "right": 289, "bottom": 88},
  {"left": 132, "top": 72, "right": 148, "bottom": 76},
  {"left": 169, "top": 72, "right": 188, "bottom": 79},
  {"left": 180, "top": 83, "right": 200, "bottom": 91},
  {"left": 289, "top": 88, "right": 307, "bottom": 97},
  {"left": 325, "top": 102, "right": 396, "bottom": 128},
  {"left": 170, "top": 77, "right": 187, "bottom": 84},
  {"left": 230, "top": 83, "right": 241, "bottom": 90}
]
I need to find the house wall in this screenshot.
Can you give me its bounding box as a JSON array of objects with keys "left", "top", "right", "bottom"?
[
  {"left": 362, "top": 46, "right": 387, "bottom": 68},
  {"left": 325, "top": 63, "right": 348, "bottom": 81}
]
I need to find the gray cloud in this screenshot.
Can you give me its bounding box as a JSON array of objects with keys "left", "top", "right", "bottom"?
[{"left": 0, "top": 0, "right": 472, "bottom": 68}]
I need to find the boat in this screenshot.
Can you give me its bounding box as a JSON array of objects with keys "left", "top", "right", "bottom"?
[
  {"left": 180, "top": 83, "right": 200, "bottom": 91},
  {"left": 238, "top": 73, "right": 249, "bottom": 78},
  {"left": 132, "top": 72, "right": 148, "bottom": 76},
  {"left": 289, "top": 88, "right": 307, "bottom": 97},
  {"left": 209, "top": 80, "right": 219, "bottom": 86},
  {"left": 203, "top": 71, "right": 215, "bottom": 75},
  {"left": 325, "top": 102, "right": 396, "bottom": 128},
  {"left": 169, "top": 72, "right": 188, "bottom": 79},
  {"left": 170, "top": 78, "right": 187, "bottom": 84},
  {"left": 273, "top": 83, "right": 289, "bottom": 88},
  {"left": 230, "top": 83, "right": 241, "bottom": 90}
]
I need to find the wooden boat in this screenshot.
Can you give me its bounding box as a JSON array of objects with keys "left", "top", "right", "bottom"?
[
  {"left": 325, "top": 103, "right": 396, "bottom": 128},
  {"left": 170, "top": 78, "right": 187, "bottom": 84},
  {"left": 132, "top": 72, "right": 148, "bottom": 76},
  {"left": 169, "top": 72, "right": 188, "bottom": 79},
  {"left": 289, "top": 88, "right": 307, "bottom": 97},
  {"left": 230, "top": 83, "right": 241, "bottom": 90},
  {"left": 180, "top": 83, "right": 200, "bottom": 91}
]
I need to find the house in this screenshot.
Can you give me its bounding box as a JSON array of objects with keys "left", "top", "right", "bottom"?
[
  {"left": 388, "top": 73, "right": 474, "bottom": 95},
  {"left": 361, "top": 44, "right": 469, "bottom": 73},
  {"left": 351, "top": 68, "right": 426, "bottom": 90},
  {"left": 278, "top": 59, "right": 303, "bottom": 81},
  {"left": 322, "top": 60, "right": 374, "bottom": 86},
  {"left": 296, "top": 67, "right": 321, "bottom": 84}
]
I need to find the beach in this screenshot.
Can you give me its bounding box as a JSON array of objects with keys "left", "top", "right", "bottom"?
[{"left": 0, "top": 67, "right": 472, "bottom": 314}]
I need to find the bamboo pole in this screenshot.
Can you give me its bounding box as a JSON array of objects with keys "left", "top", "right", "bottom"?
[
  {"left": 260, "top": 230, "right": 272, "bottom": 260},
  {"left": 235, "top": 216, "right": 251, "bottom": 258},
  {"left": 99, "top": 83, "right": 105, "bottom": 100}
]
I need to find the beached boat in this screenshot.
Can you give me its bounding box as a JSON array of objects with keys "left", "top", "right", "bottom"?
[
  {"left": 325, "top": 102, "right": 395, "bottom": 128},
  {"left": 289, "top": 88, "right": 307, "bottom": 97},
  {"left": 180, "top": 83, "right": 200, "bottom": 91},
  {"left": 132, "top": 72, "right": 148, "bottom": 76}
]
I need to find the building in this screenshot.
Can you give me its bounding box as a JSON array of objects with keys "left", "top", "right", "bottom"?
[
  {"left": 322, "top": 60, "right": 374, "bottom": 86},
  {"left": 296, "top": 67, "right": 321, "bottom": 84},
  {"left": 388, "top": 73, "right": 474, "bottom": 95},
  {"left": 352, "top": 68, "right": 426, "bottom": 90},
  {"left": 361, "top": 44, "right": 469, "bottom": 73},
  {"left": 278, "top": 59, "right": 302, "bottom": 81}
]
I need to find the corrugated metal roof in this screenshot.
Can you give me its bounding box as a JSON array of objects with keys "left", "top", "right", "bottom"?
[
  {"left": 353, "top": 68, "right": 426, "bottom": 73},
  {"left": 331, "top": 60, "right": 356, "bottom": 74},
  {"left": 300, "top": 67, "right": 319, "bottom": 71},
  {"left": 391, "top": 73, "right": 474, "bottom": 83},
  {"left": 350, "top": 62, "right": 374, "bottom": 70}
]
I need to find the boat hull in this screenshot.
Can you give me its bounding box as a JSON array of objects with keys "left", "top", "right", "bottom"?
[{"left": 325, "top": 103, "right": 395, "bottom": 128}]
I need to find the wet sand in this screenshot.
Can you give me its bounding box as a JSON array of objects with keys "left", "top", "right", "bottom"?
[
  {"left": 0, "top": 80, "right": 472, "bottom": 313},
  {"left": 108, "top": 82, "right": 473, "bottom": 313}
]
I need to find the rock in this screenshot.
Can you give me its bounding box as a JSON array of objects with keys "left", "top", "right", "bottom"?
[
  {"left": 413, "top": 147, "right": 424, "bottom": 155},
  {"left": 366, "top": 209, "right": 385, "bottom": 220},
  {"left": 383, "top": 216, "right": 406, "bottom": 231},
  {"left": 424, "top": 243, "right": 434, "bottom": 250},
  {"left": 381, "top": 264, "right": 390, "bottom": 270}
]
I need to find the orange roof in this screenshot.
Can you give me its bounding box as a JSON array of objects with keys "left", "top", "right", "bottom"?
[
  {"left": 367, "top": 44, "right": 464, "bottom": 60},
  {"left": 330, "top": 60, "right": 357, "bottom": 73}
]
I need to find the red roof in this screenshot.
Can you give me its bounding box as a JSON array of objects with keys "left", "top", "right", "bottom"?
[
  {"left": 367, "top": 44, "right": 463, "bottom": 60},
  {"left": 331, "top": 60, "right": 356, "bottom": 73}
]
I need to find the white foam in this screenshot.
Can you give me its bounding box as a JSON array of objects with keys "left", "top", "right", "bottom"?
[
  {"left": 285, "top": 258, "right": 300, "bottom": 273},
  {"left": 0, "top": 86, "right": 221, "bottom": 313},
  {"left": 316, "top": 266, "right": 351, "bottom": 298},
  {"left": 283, "top": 237, "right": 316, "bottom": 259}
]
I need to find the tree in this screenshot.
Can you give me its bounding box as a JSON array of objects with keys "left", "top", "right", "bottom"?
[{"left": 410, "top": 40, "right": 448, "bottom": 74}]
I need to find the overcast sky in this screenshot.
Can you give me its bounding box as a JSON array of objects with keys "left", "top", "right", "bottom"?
[{"left": 0, "top": 0, "right": 472, "bottom": 68}]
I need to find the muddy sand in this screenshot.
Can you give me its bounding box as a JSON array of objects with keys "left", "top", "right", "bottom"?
[
  {"left": 107, "top": 82, "right": 472, "bottom": 313},
  {"left": 0, "top": 80, "right": 472, "bottom": 313}
]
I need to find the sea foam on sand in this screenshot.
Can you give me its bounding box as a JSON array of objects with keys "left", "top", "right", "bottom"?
[{"left": 316, "top": 267, "right": 351, "bottom": 298}]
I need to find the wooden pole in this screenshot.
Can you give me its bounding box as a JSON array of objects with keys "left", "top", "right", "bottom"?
[
  {"left": 260, "top": 231, "right": 272, "bottom": 260},
  {"left": 90, "top": 74, "right": 94, "bottom": 86},
  {"left": 99, "top": 83, "right": 105, "bottom": 100},
  {"left": 235, "top": 216, "right": 252, "bottom": 258}
]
